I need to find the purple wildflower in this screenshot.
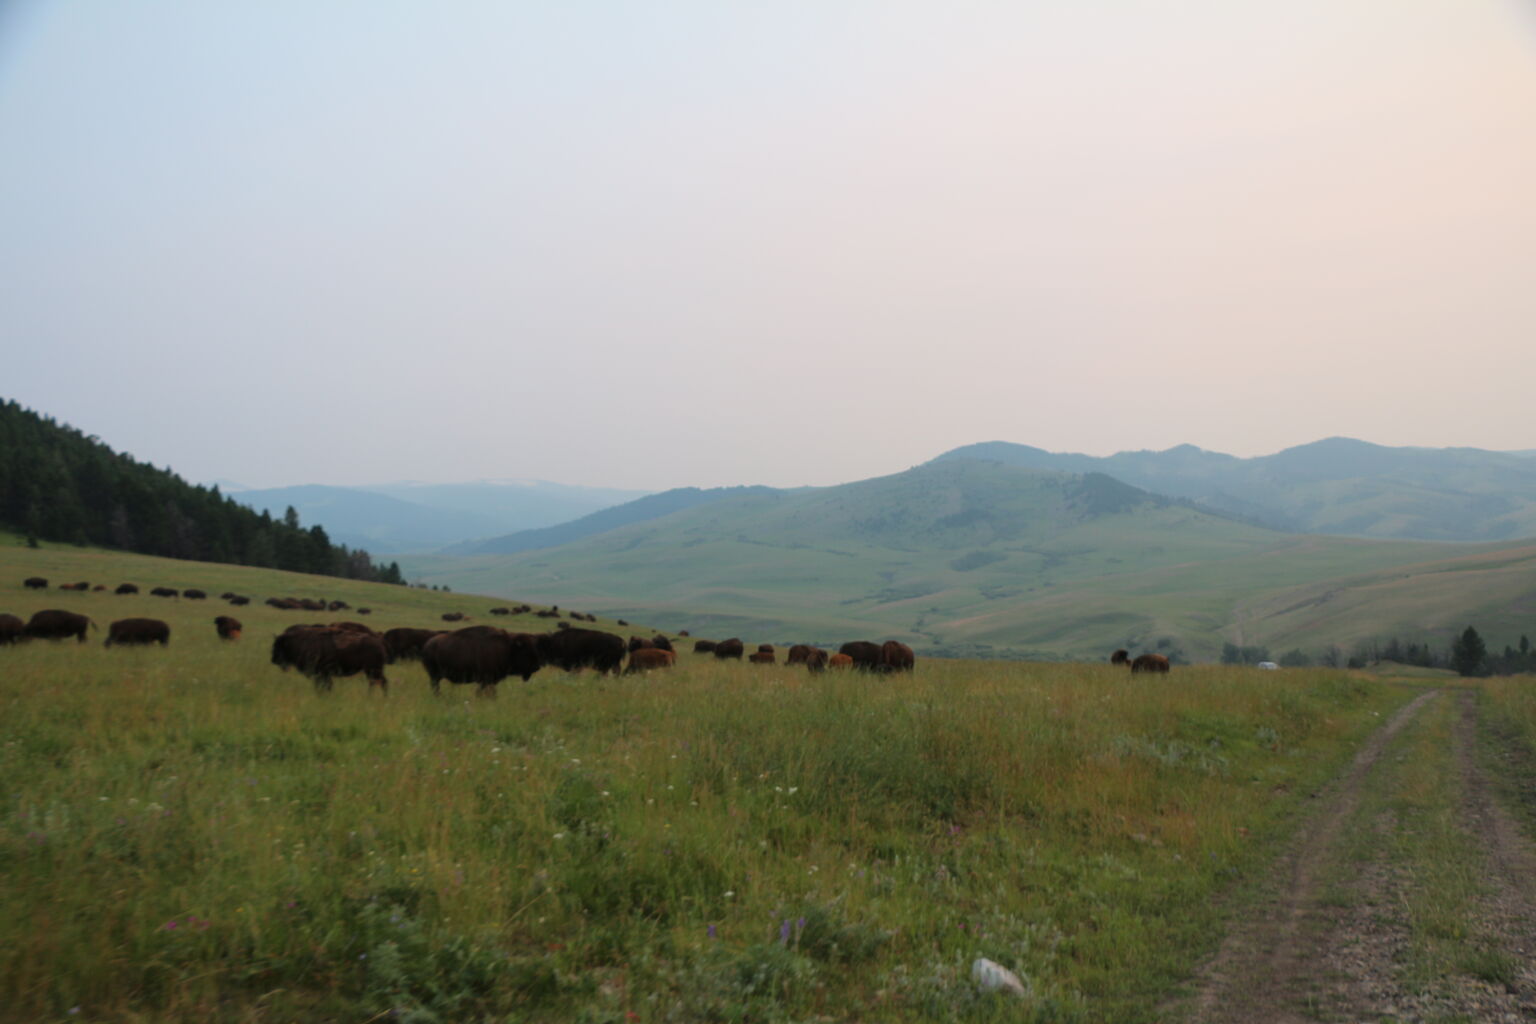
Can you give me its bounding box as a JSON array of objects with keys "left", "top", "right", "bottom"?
[
  {"left": 779, "top": 919, "right": 791, "bottom": 945},
  {"left": 707, "top": 924, "right": 717, "bottom": 939}
]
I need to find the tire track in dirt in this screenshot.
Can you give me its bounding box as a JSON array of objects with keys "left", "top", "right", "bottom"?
[{"left": 1180, "top": 688, "right": 1439, "bottom": 1024}]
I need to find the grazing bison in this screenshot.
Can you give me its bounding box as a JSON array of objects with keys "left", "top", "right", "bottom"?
[
  {"left": 880, "top": 641, "right": 916, "bottom": 673},
  {"left": 356, "top": 607, "right": 371, "bottom": 615},
  {"left": 183, "top": 589, "right": 207, "bottom": 600},
  {"left": 692, "top": 639, "right": 717, "bottom": 654},
  {"left": 441, "top": 612, "right": 465, "bottom": 623},
  {"left": 787, "top": 645, "right": 828, "bottom": 672},
  {"left": 92, "top": 585, "right": 107, "bottom": 592},
  {"left": 628, "top": 635, "right": 655, "bottom": 652},
  {"left": 214, "top": 615, "right": 242, "bottom": 640},
  {"left": 713, "top": 638, "right": 745, "bottom": 660},
  {"left": 748, "top": 650, "right": 776, "bottom": 665},
  {"left": 421, "top": 626, "right": 543, "bottom": 695},
  {"left": 328, "top": 600, "right": 349, "bottom": 612},
  {"left": 23, "top": 577, "right": 47, "bottom": 590},
  {"left": 616, "top": 619, "right": 628, "bottom": 626},
  {"left": 625, "top": 648, "right": 676, "bottom": 674},
  {"left": 652, "top": 635, "right": 674, "bottom": 652},
  {"left": 1130, "top": 653, "right": 1171, "bottom": 674},
  {"left": 383, "top": 627, "right": 441, "bottom": 663},
  {"left": 24, "top": 609, "right": 94, "bottom": 642},
  {"left": 328, "top": 621, "right": 378, "bottom": 635},
  {"left": 151, "top": 587, "right": 179, "bottom": 599},
  {"left": 115, "top": 583, "right": 140, "bottom": 595},
  {"left": 489, "top": 607, "right": 511, "bottom": 616},
  {"left": 220, "top": 592, "right": 236, "bottom": 600},
  {"left": 105, "top": 618, "right": 171, "bottom": 647},
  {"left": 828, "top": 653, "right": 855, "bottom": 670},
  {"left": 0, "top": 613, "right": 24, "bottom": 645},
  {"left": 58, "top": 582, "right": 89, "bottom": 591},
  {"left": 1110, "top": 649, "right": 1130, "bottom": 666},
  {"left": 838, "top": 641, "right": 884, "bottom": 672},
  {"left": 678, "top": 629, "right": 690, "bottom": 637},
  {"left": 271, "top": 627, "right": 389, "bottom": 693},
  {"left": 534, "top": 628, "right": 626, "bottom": 675},
  {"left": 228, "top": 595, "right": 250, "bottom": 606},
  {"left": 299, "top": 599, "right": 326, "bottom": 612}
]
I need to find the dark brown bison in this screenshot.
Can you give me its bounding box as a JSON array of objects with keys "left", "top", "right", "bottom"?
[
  {"left": 489, "top": 607, "right": 511, "bottom": 616},
  {"left": 92, "top": 585, "right": 107, "bottom": 592},
  {"left": 628, "top": 635, "right": 655, "bottom": 652},
  {"left": 328, "top": 621, "right": 378, "bottom": 635},
  {"left": 328, "top": 600, "right": 349, "bottom": 612},
  {"left": 748, "top": 650, "right": 776, "bottom": 665},
  {"left": 383, "top": 627, "right": 441, "bottom": 663},
  {"left": 880, "top": 641, "right": 916, "bottom": 673},
  {"left": 616, "top": 619, "right": 628, "bottom": 626},
  {"left": 756, "top": 643, "right": 774, "bottom": 654},
  {"left": 535, "top": 609, "right": 560, "bottom": 619},
  {"left": 151, "top": 587, "right": 179, "bottom": 599},
  {"left": 678, "top": 629, "right": 690, "bottom": 637},
  {"left": 1130, "top": 653, "right": 1171, "bottom": 674},
  {"left": 24, "top": 609, "right": 95, "bottom": 642},
  {"left": 0, "top": 613, "right": 24, "bottom": 645},
  {"left": 652, "top": 635, "right": 673, "bottom": 652},
  {"left": 1110, "top": 649, "right": 1130, "bottom": 665},
  {"left": 356, "top": 607, "right": 371, "bottom": 614},
  {"left": 828, "top": 653, "right": 855, "bottom": 669},
  {"left": 299, "top": 599, "right": 326, "bottom": 612},
  {"left": 271, "top": 627, "right": 389, "bottom": 693},
  {"left": 786, "top": 645, "right": 828, "bottom": 671},
  {"left": 441, "top": 612, "right": 465, "bottom": 623},
  {"left": 214, "top": 616, "right": 242, "bottom": 640},
  {"left": 421, "top": 626, "right": 543, "bottom": 695},
  {"left": 692, "top": 639, "right": 717, "bottom": 654},
  {"left": 58, "top": 582, "right": 89, "bottom": 591},
  {"left": 105, "top": 618, "right": 170, "bottom": 647},
  {"left": 713, "top": 638, "right": 745, "bottom": 660},
  {"left": 838, "top": 641, "right": 884, "bottom": 671},
  {"left": 534, "top": 628, "right": 626, "bottom": 675},
  {"left": 228, "top": 595, "right": 250, "bottom": 606},
  {"left": 183, "top": 589, "right": 207, "bottom": 600},
  {"left": 115, "top": 583, "right": 140, "bottom": 595},
  {"left": 23, "top": 577, "right": 47, "bottom": 590},
  {"left": 625, "top": 648, "right": 676, "bottom": 674},
  {"left": 220, "top": 592, "right": 237, "bottom": 600}
]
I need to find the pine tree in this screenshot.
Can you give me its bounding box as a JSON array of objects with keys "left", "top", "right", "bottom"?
[{"left": 1450, "top": 626, "right": 1487, "bottom": 677}]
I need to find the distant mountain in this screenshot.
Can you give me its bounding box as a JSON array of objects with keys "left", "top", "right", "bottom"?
[
  {"left": 449, "top": 485, "right": 782, "bottom": 555},
  {"left": 397, "top": 456, "right": 1536, "bottom": 661},
  {"left": 932, "top": 437, "right": 1536, "bottom": 541},
  {"left": 235, "top": 479, "right": 652, "bottom": 553}
]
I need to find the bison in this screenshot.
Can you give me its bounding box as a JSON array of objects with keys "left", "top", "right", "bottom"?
[
  {"left": 383, "top": 627, "right": 441, "bottom": 663},
  {"left": 692, "top": 639, "right": 717, "bottom": 654},
  {"left": 356, "top": 607, "right": 371, "bottom": 615},
  {"left": 748, "top": 650, "right": 776, "bottom": 665},
  {"left": 328, "top": 600, "right": 349, "bottom": 612},
  {"left": 328, "top": 621, "right": 378, "bottom": 635},
  {"left": 115, "top": 583, "right": 140, "bottom": 595},
  {"left": 628, "top": 635, "right": 655, "bottom": 652},
  {"left": 227, "top": 595, "right": 250, "bottom": 606},
  {"left": 421, "top": 626, "right": 542, "bottom": 696},
  {"left": 534, "top": 628, "right": 626, "bottom": 675},
  {"left": 1110, "top": 649, "right": 1130, "bottom": 666},
  {"left": 713, "top": 638, "right": 745, "bottom": 660},
  {"left": 441, "top": 612, "right": 465, "bottom": 623},
  {"left": 652, "top": 635, "right": 673, "bottom": 652},
  {"left": 58, "top": 582, "right": 89, "bottom": 591},
  {"left": 828, "top": 653, "right": 855, "bottom": 669},
  {"left": 151, "top": 587, "right": 179, "bottom": 599},
  {"left": 1130, "top": 653, "right": 1171, "bottom": 674},
  {"left": 625, "top": 648, "right": 676, "bottom": 674},
  {"left": 214, "top": 615, "right": 242, "bottom": 640},
  {"left": 105, "top": 618, "right": 171, "bottom": 647},
  {"left": 786, "top": 645, "right": 828, "bottom": 671},
  {"left": 271, "top": 627, "right": 389, "bottom": 693},
  {"left": 880, "top": 641, "right": 915, "bottom": 673},
  {"left": 838, "top": 641, "right": 884, "bottom": 671},
  {"left": 24, "top": 609, "right": 94, "bottom": 642},
  {"left": 183, "top": 589, "right": 207, "bottom": 600},
  {"left": 489, "top": 607, "right": 511, "bottom": 616},
  {"left": 0, "top": 613, "right": 24, "bottom": 645},
  {"left": 23, "top": 577, "right": 47, "bottom": 590}
]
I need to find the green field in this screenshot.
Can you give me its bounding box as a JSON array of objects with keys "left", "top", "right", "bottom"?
[
  {"left": 0, "top": 539, "right": 1437, "bottom": 1022},
  {"left": 392, "top": 461, "right": 1536, "bottom": 662}
]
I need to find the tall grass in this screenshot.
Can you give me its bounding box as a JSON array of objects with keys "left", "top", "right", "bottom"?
[{"left": 0, "top": 605, "right": 1411, "bottom": 1024}]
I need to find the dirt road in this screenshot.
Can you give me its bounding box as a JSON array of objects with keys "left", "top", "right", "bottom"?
[{"left": 1181, "top": 687, "right": 1536, "bottom": 1023}]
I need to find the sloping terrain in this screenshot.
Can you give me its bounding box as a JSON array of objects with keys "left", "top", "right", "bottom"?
[
  {"left": 933, "top": 437, "right": 1536, "bottom": 541},
  {"left": 397, "top": 460, "right": 1536, "bottom": 659}
]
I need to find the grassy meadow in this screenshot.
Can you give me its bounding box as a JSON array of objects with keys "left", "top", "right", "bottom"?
[{"left": 0, "top": 540, "right": 1430, "bottom": 1022}]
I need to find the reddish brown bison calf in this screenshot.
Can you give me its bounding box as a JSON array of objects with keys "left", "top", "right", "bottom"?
[
  {"left": 625, "top": 648, "right": 676, "bottom": 674},
  {"left": 214, "top": 616, "right": 242, "bottom": 640}
]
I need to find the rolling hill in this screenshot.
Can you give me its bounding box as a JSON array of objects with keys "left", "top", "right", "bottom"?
[
  {"left": 932, "top": 437, "right": 1536, "bottom": 541},
  {"left": 396, "top": 458, "right": 1536, "bottom": 661}
]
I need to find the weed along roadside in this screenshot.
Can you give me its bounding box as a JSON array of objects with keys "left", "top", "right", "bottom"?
[{"left": 0, "top": 557, "right": 1420, "bottom": 1024}]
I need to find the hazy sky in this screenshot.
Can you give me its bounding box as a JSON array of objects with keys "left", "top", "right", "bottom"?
[{"left": 3, "top": 1, "right": 1533, "bottom": 490}]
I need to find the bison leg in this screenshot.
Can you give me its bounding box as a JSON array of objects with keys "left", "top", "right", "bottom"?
[
  {"left": 369, "top": 674, "right": 387, "bottom": 695},
  {"left": 312, "top": 676, "right": 334, "bottom": 694},
  {"left": 428, "top": 675, "right": 441, "bottom": 696},
  {"left": 477, "top": 683, "right": 498, "bottom": 698}
]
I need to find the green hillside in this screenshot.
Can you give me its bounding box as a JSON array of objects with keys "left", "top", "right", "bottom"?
[{"left": 397, "top": 460, "right": 1536, "bottom": 660}]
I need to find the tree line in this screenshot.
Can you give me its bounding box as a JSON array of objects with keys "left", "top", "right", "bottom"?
[
  {"left": 1222, "top": 628, "right": 1535, "bottom": 678},
  {"left": 0, "top": 399, "right": 403, "bottom": 584}
]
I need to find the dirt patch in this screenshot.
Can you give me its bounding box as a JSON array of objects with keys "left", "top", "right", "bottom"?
[
  {"left": 1179, "top": 688, "right": 1536, "bottom": 1023},
  {"left": 1180, "top": 690, "right": 1437, "bottom": 1024}
]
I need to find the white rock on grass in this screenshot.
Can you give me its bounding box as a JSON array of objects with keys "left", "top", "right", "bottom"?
[{"left": 971, "top": 958, "right": 1028, "bottom": 998}]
